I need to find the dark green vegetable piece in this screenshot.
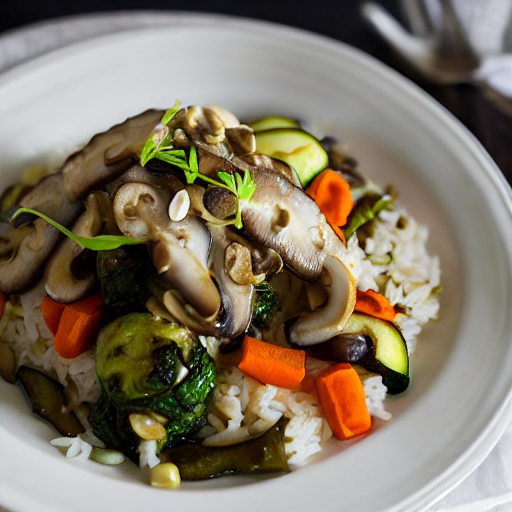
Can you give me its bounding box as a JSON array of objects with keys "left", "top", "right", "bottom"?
[
  {"left": 344, "top": 192, "right": 393, "bottom": 240},
  {"left": 308, "top": 334, "right": 369, "bottom": 363},
  {"left": 252, "top": 282, "right": 280, "bottom": 329},
  {"left": 344, "top": 313, "right": 410, "bottom": 394},
  {"left": 89, "top": 313, "right": 216, "bottom": 462},
  {"left": 161, "top": 417, "right": 290, "bottom": 480},
  {"left": 16, "top": 366, "right": 85, "bottom": 437},
  {"left": 96, "top": 246, "right": 152, "bottom": 318}
]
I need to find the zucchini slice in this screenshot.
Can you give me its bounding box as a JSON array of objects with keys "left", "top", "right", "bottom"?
[
  {"left": 343, "top": 313, "right": 410, "bottom": 394},
  {"left": 249, "top": 116, "right": 300, "bottom": 132},
  {"left": 16, "top": 365, "right": 85, "bottom": 436},
  {"left": 160, "top": 416, "right": 290, "bottom": 479},
  {"left": 254, "top": 128, "right": 329, "bottom": 187}
]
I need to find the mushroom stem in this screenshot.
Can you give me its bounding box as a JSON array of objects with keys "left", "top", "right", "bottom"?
[{"left": 287, "top": 254, "right": 356, "bottom": 346}]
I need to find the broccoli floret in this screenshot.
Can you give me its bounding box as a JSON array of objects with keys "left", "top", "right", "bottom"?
[
  {"left": 252, "top": 282, "right": 279, "bottom": 329},
  {"left": 89, "top": 313, "right": 216, "bottom": 462}
]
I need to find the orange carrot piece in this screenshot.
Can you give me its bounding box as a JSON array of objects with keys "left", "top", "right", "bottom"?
[
  {"left": 53, "top": 293, "right": 105, "bottom": 359},
  {"left": 355, "top": 289, "right": 396, "bottom": 322},
  {"left": 0, "top": 292, "right": 6, "bottom": 318},
  {"left": 41, "top": 296, "right": 66, "bottom": 336},
  {"left": 315, "top": 363, "right": 371, "bottom": 440},
  {"left": 307, "top": 170, "right": 354, "bottom": 227},
  {"left": 238, "top": 335, "right": 306, "bottom": 389}
]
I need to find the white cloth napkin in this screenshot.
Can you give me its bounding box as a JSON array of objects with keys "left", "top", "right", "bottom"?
[
  {"left": 429, "top": 399, "right": 512, "bottom": 512},
  {"left": 1, "top": 11, "right": 512, "bottom": 512},
  {"left": 403, "top": 0, "right": 512, "bottom": 100}
]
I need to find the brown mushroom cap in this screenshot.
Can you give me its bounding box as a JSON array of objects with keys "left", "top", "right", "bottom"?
[
  {"left": 44, "top": 191, "right": 113, "bottom": 303},
  {"left": 62, "top": 109, "right": 165, "bottom": 202},
  {"left": 241, "top": 168, "right": 328, "bottom": 282},
  {"left": 0, "top": 174, "right": 82, "bottom": 294}
]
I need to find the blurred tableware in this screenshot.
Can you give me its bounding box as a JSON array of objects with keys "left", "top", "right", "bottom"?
[{"left": 362, "top": 0, "right": 512, "bottom": 115}]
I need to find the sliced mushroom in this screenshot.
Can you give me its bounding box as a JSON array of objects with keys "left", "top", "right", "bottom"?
[
  {"left": 0, "top": 174, "right": 82, "bottom": 294},
  {"left": 0, "top": 220, "right": 61, "bottom": 294},
  {"left": 196, "top": 146, "right": 238, "bottom": 178},
  {"left": 113, "top": 183, "right": 220, "bottom": 319},
  {"left": 181, "top": 105, "right": 239, "bottom": 145},
  {"left": 209, "top": 225, "right": 254, "bottom": 339},
  {"left": 225, "top": 125, "right": 256, "bottom": 156},
  {"left": 161, "top": 291, "right": 219, "bottom": 337},
  {"left": 106, "top": 164, "right": 184, "bottom": 199},
  {"left": 241, "top": 168, "right": 328, "bottom": 282},
  {"left": 225, "top": 242, "right": 264, "bottom": 285},
  {"left": 113, "top": 181, "right": 169, "bottom": 239},
  {"left": 44, "top": 192, "right": 113, "bottom": 303},
  {"left": 287, "top": 254, "right": 356, "bottom": 346},
  {"left": 233, "top": 153, "right": 299, "bottom": 186},
  {"left": 62, "top": 109, "right": 165, "bottom": 202},
  {"left": 250, "top": 245, "right": 283, "bottom": 277}
]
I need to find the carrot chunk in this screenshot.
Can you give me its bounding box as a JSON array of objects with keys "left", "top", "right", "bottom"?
[
  {"left": 238, "top": 335, "right": 306, "bottom": 389},
  {"left": 0, "top": 292, "right": 6, "bottom": 318},
  {"left": 354, "top": 289, "right": 396, "bottom": 322},
  {"left": 307, "top": 170, "right": 354, "bottom": 227},
  {"left": 41, "top": 296, "right": 66, "bottom": 336},
  {"left": 315, "top": 363, "right": 371, "bottom": 440},
  {"left": 53, "top": 293, "right": 105, "bottom": 359}
]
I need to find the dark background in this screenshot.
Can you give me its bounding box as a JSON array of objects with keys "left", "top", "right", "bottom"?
[{"left": 1, "top": 0, "right": 510, "bottom": 179}]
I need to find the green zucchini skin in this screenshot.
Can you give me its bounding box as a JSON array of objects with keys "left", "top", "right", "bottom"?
[
  {"left": 161, "top": 417, "right": 290, "bottom": 480},
  {"left": 254, "top": 128, "right": 329, "bottom": 187},
  {"left": 16, "top": 366, "right": 85, "bottom": 437},
  {"left": 344, "top": 313, "right": 410, "bottom": 394},
  {"left": 248, "top": 116, "right": 300, "bottom": 132}
]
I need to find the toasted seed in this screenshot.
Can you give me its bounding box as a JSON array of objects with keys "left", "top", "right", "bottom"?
[
  {"left": 150, "top": 462, "right": 181, "bottom": 489},
  {"left": 129, "top": 413, "right": 167, "bottom": 441},
  {"left": 168, "top": 189, "right": 190, "bottom": 221},
  {"left": 90, "top": 447, "right": 126, "bottom": 465}
]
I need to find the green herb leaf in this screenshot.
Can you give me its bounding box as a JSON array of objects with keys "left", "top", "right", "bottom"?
[
  {"left": 217, "top": 172, "right": 236, "bottom": 193},
  {"left": 344, "top": 193, "right": 393, "bottom": 240},
  {"left": 237, "top": 171, "right": 257, "bottom": 202},
  {"left": 140, "top": 100, "right": 182, "bottom": 166},
  {"left": 12, "top": 208, "right": 146, "bottom": 251},
  {"left": 154, "top": 149, "right": 189, "bottom": 171},
  {"left": 189, "top": 144, "right": 199, "bottom": 173},
  {"left": 160, "top": 99, "right": 182, "bottom": 125}
]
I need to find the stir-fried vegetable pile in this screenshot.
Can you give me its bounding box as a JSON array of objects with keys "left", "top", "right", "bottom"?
[{"left": 0, "top": 101, "right": 440, "bottom": 487}]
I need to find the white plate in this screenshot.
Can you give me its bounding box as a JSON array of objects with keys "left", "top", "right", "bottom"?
[{"left": 1, "top": 14, "right": 512, "bottom": 512}]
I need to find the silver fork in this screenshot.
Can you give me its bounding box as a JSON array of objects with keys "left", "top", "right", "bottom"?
[{"left": 362, "top": 0, "right": 512, "bottom": 115}]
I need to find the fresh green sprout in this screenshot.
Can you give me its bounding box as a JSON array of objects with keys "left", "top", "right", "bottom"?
[
  {"left": 140, "top": 101, "right": 257, "bottom": 230},
  {"left": 11, "top": 208, "right": 146, "bottom": 251}
]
